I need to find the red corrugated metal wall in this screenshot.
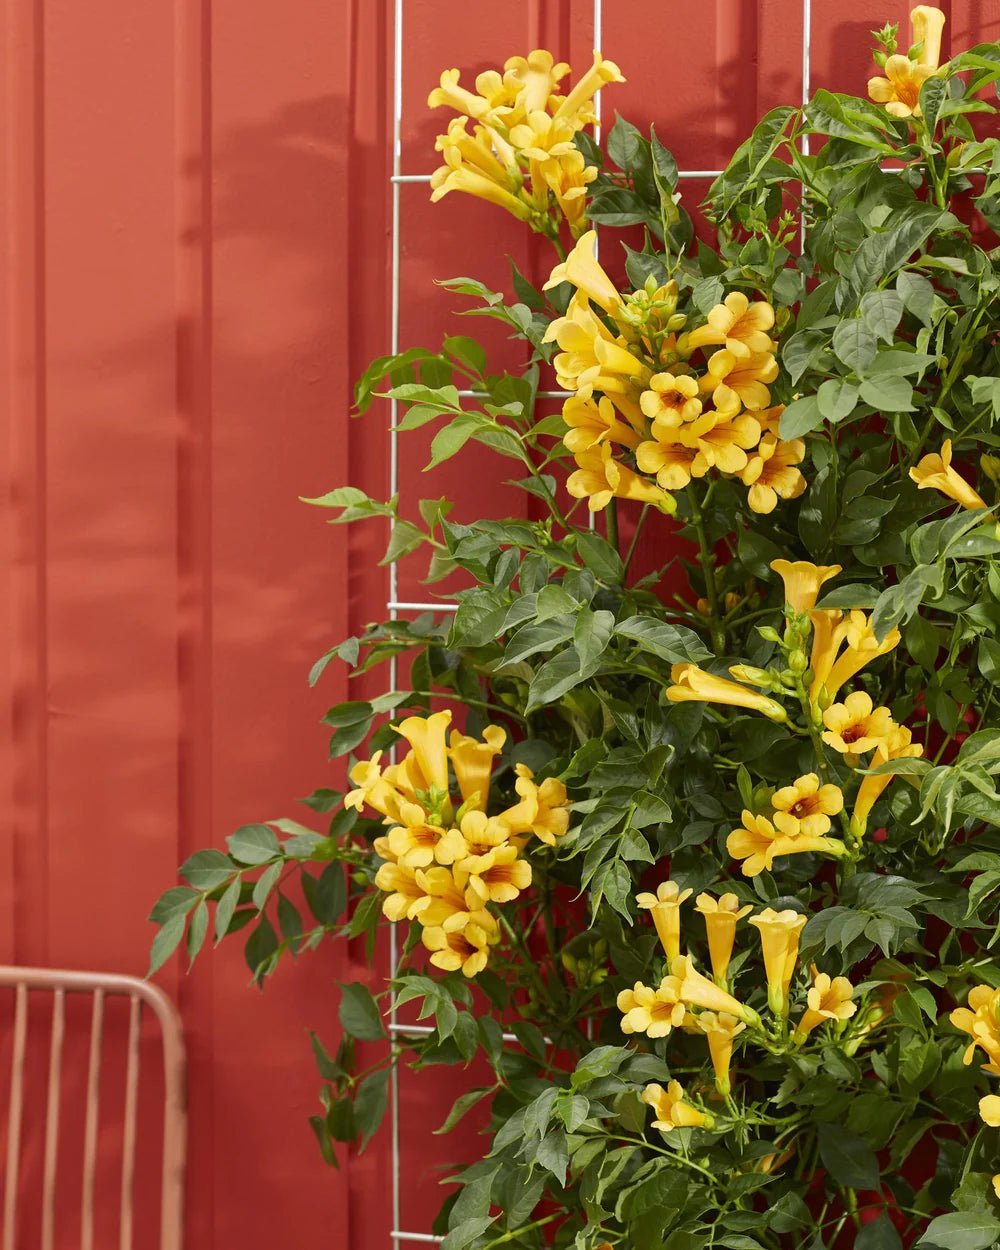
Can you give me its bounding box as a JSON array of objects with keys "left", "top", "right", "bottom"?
[{"left": 1, "top": 2, "right": 998, "bottom": 1246}]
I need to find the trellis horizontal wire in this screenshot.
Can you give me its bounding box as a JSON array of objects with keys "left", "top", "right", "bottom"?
[{"left": 385, "top": 1, "right": 813, "bottom": 1243}]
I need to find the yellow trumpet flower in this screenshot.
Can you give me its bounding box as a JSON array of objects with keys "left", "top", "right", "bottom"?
[
  {"left": 793, "top": 969, "right": 857, "bottom": 1042},
  {"left": 394, "top": 710, "right": 453, "bottom": 794},
  {"left": 809, "top": 610, "right": 901, "bottom": 703},
  {"left": 685, "top": 292, "right": 776, "bottom": 360},
  {"left": 562, "top": 394, "right": 642, "bottom": 454},
  {"left": 822, "top": 692, "right": 895, "bottom": 756},
  {"left": 868, "top": 7, "right": 945, "bottom": 119},
  {"left": 950, "top": 984, "right": 1000, "bottom": 1074},
  {"left": 636, "top": 881, "right": 693, "bottom": 964},
  {"left": 771, "top": 774, "right": 844, "bottom": 838},
  {"left": 698, "top": 1011, "right": 746, "bottom": 1096},
  {"left": 551, "top": 50, "right": 626, "bottom": 123},
  {"left": 345, "top": 750, "right": 407, "bottom": 823},
  {"left": 727, "top": 811, "right": 848, "bottom": 878},
  {"left": 543, "top": 229, "right": 623, "bottom": 317},
  {"left": 567, "top": 444, "right": 676, "bottom": 513},
  {"left": 981, "top": 1095, "right": 1000, "bottom": 1128},
  {"left": 617, "top": 976, "right": 686, "bottom": 1038},
  {"left": 677, "top": 410, "right": 763, "bottom": 476},
  {"left": 496, "top": 764, "right": 571, "bottom": 846},
  {"left": 910, "top": 440, "right": 987, "bottom": 511},
  {"left": 695, "top": 892, "right": 753, "bottom": 985},
  {"left": 503, "top": 49, "right": 571, "bottom": 113},
  {"left": 640, "top": 372, "right": 703, "bottom": 428},
  {"left": 373, "top": 862, "right": 432, "bottom": 922},
  {"left": 701, "top": 348, "right": 779, "bottom": 411},
  {"left": 671, "top": 954, "right": 761, "bottom": 1026},
  {"left": 749, "top": 908, "right": 807, "bottom": 1016},
  {"left": 448, "top": 725, "right": 506, "bottom": 810},
  {"left": 422, "top": 921, "right": 495, "bottom": 978},
  {"left": 851, "top": 725, "right": 924, "bottom": 836},
  {"left": 741, "top": 435, "right": 807, "bottom": 515},
  {"left": 666, "top": 664, "right": 787, "bottom": 721},
  {"left": 770, "top": 559, "right": 843, "bottom": 615},
  {"left": 642, "top": 1081, "right": 714, "bottom": 1132},
  {"left": 636, "top": 431, "right": 706, "bottom": 491}
]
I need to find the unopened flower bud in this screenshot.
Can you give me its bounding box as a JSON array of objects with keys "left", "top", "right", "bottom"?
[
  {"left": 788, "top": 649, "right": 808, "bottom": 674},
  {"left": 757, "top": 625, "right": 782, "bottom": 644}
]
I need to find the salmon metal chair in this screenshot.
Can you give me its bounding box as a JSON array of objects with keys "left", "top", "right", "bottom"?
[{"left": 0, "top": 967, "right": 185, "bottom": 1249}]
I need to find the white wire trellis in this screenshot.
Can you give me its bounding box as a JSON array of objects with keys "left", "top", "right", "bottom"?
[{"left": 384, "top": 2, "right": 813, "bottom": 1244}]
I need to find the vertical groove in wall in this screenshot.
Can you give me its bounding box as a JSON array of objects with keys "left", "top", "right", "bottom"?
[
  {"left": 3, "top": 0, "right": 49, "bottom": 964},
  {"left": 174, "top": 0, "right": 214, "bottom": 1239}
]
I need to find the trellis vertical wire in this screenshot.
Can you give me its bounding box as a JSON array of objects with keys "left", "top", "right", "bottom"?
[{"left": 383, "top": 1, "right": 814, "bottom": 1241}]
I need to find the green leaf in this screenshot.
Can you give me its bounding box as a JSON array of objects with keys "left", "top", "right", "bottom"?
[
  {"left": 858, "top": 375, "right": 915, "bottom": 412},
  {"left": 857, "top": 1215, "right": 902, "bottom": 1250},
  {"left": 338, "top": 982, "right": 387, "bottom": 1041},
  {"left": 816, "top": 379, "right": 859, "bottom": 423},
  {"left": 616, "top": 616, "right": 712, "bottom": 665},
  {"left": 227, "top": 824, "right": 281, "bottom": 866},
  {"left": 215, "top": 876, "right": 242, "bottom": 942},
  {"left": 861, "top": 290, "right": 904, "bottom": 343},
  {"left": 178, "top": 849, "right": 235, "bottom": 891},
  {"left": 435, "top": 1087, "right": 494, "bottom": 1135},
  {"left": 148, "top": 913, "right": 187, "bottom": 975},
  {"left": 779, "top": 394, "right": 824, "bottom": 439},
  {"left": 816, "top": 1123, "right": 879, "bottom": 1190},
  {"left": 354, "top": 1069, "right": 389, "bottom": 1151},
  {"left": 251, "top": 861, "right": 282, "bottom": 911},
  {"left": 573, "top": 609, "right": 615, "bottom": 669},
  {"left": 917, "top": 1212, "right": 1000, "bottom": 1250},
  {"left": 526, "top": 647, "right": 599, "bottom": 712},
  {"left": 833, "top": 320, "right": 878, "bottom": 374}
]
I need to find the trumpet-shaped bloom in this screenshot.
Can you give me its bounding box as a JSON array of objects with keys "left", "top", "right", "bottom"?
[
  {"left": 443, "top": 809, "right": 514, "bottom": 872},
  {"left": 851, "top": 725, "right": 924, "bottom": 835},
  {"left": 810, "top": 610, "right": 901, "bottom": 703},
  {"left": 695, "top": 892, "right": 753, "bottom": 984},
  {"left": 771, "top": 774, "right": 844, "bottom": 838},
  {"left": 414, "top": 866, "right": 497, "bottom": 934},
  {"left": 562, "top": 394, "right": 642, "bottom": 454},
  {"left": 503, "top": 49, "right": 571, "bottom": 113},
  {"left": 395, "top": 710, "right": 453, "bottom": 794},
  {"left": 698, "top": 1011, "right": 746, "bottom": 1095},
  {"left": 458, "top": 844, "right": 532, "bottom": 905},
  {"left": 794, "top": 969, "right": 857, "bottom": 1041},
  {"left": 741, "top": 435, "right": 807, "bottom": 514},
  {"left": 448, "top": 725, "right": 506, "bottom": 810},
  {"left": 685, "top": 293, "right": 776, "bottom": 360},
  {"left": 543, "top": 229, "right": 623, "bottom": 316},
  {"left": 749, "top": 908, "right": 807, "bottom": 1016},
  {"left": 910, "top": 440, "right": 987, "bottom": 511},
  {"left": 702, "top": 348, "right": 779, "bottom": 411},
  {"left": 385, "top": 802, "right": 455, "bottom": 869},
  {"left": 868, "top": 54, "right": 937, "bottom": 118},
  {"left": 770, "top": 559, "right": 843, "bottom": 615},
  {"left": 981, "top": 1095, "right": 1000, "bottom": 1128},
  {"left": 912, "top": 6, "right": 946, "bottom": 67},
  {"left": 642, "top": 1081, "right": 714, "bottom": 1132},
  {"left": 636, "top": 432, "right": 705, "bottom": 490},
  {"left": 567, "top": 444, "right": 676, "bottom": 513},
  {"left": 636, "top": 881, "right": 693, "bottom": 964},
  {"left": 617, "top": 976, "right": 686, "bottom": 1038},
  {"left": 666, "top": 664, "right": 787, "bottom": 721},
  {"left": 677, "top": 410, "right": 762, "bottom": 476},
  {"left": 496, "top": 764, "right": 571, "bottom": 845},
  {"left": 422, "top": 921, "right": 495, "bottom": 977},
  {"left": 822, "top": 692, "right": 896, "bottom": 756},
  {"left": 374, "top": 862, "right": 431, "bottom": 922},
  {"left": 727, "top": 812, "right": 847, "bottom": 878},
  {"left": 950, "top": 984, "right": 1000, "bottom": 1074},
  {"left": 671, "top": 954, "right": 760, "bottom": 1026},
  {"left": 345, "top": 750, "right": 407, "bottom": 823},
  {"left": 640, "top": 372, "right": 702, "bottom": 428},
  {"left": 551, "top": 50, "right": 626, "bottom": 123}
]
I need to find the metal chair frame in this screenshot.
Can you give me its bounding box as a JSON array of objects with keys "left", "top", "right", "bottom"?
[{"left": 0, "top": 966, "right": 185, "bottom": 1250}]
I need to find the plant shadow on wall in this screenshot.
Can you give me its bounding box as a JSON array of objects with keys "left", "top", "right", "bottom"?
[{"left": 152, "top": 11, "right": 1000, "bottom": 1250}]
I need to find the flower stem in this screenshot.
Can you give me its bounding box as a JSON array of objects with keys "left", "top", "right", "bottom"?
[
  {"left": 689, "top": 487, "right": 726, "bottom": 654},
  {"left": 605, "top": 498, "right": 620, "bottom": 554}
]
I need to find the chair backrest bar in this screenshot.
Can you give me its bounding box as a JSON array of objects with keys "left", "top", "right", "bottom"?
[{"left": 0, "top": 966, "right": 185, "bottom": 1250}]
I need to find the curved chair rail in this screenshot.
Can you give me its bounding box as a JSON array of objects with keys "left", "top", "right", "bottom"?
[{"left": 0, "top": 965, "right": 185, "bottom": 1250}]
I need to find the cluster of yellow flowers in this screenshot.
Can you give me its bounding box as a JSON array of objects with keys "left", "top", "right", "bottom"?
[
  {"left": 345, "top": 710, "right": 570, "bottom": 977},
  {"left": 868, "top": 5, "right": 946, "bottom": 121},
  {"left": 428, "top": 49, "right": 623, "bottom": 238},
  {"left": 618, "top": 883, "right": 856, "bottom": 1130},
  {"left": 950, "top": 984, "right": 1000, "bottom": 1197},
  {"left": 666, "top": 559, "right": 927, "bottom": 875},
  {"left": 543, "top": 232, "right": 805, "bottom": 517}
]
